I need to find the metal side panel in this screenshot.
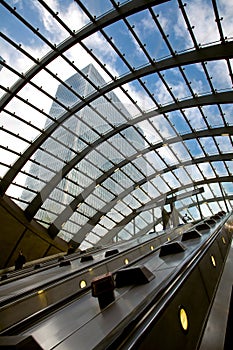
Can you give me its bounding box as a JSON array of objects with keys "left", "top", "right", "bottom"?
[{"left": 128, "top": 266, "right": 210, "bottom": 350}]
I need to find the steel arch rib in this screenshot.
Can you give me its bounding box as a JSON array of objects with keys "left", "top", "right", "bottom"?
[
  {"left": 0, "top": 0, "right": 168, "bottom": 111},
  {"left": 0, "top": 40, "right": 233, "bottom": 198},
  {"left": 49, "top": 151, "right": 233, "bottom": 240},
  {"left": 93, "top": 177, "right": 231, "bottom": 244},
  {"left": 49, "top": 127, "right": 233, "bottom": 235},
  {"left": 23, "top": 89, "right": 233, "bottom": 221},
  {"left": 98, "top": 194, "right": 233, "bottom": 245},
  {"left": 48, "top": 128, "right": 233, "bottom": 237}
]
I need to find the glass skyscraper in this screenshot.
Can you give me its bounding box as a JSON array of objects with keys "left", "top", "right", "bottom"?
[{"left": 21, "top": 64, "right": 145, "bottom": 243}]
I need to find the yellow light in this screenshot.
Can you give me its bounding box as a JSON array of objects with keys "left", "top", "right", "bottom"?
[
  {"left": 211, "top": 255, "right": 216, "bottom": 267},
  {"left": 37, "top": 290, "right": 44, "bottom": 295},
  {"left": 167, "top": 237, "right": 171, "bottom": 241},
  {"left": 179, "top": 307, "right": 189, "bottom": 332},
  {"left": 222, "top": 236, "right": 226, "bottom": 244},
  {"left": 150, "top": 245, "right": 154, "bottom": 251},
  {"left": 80, "top": 280, "right": 87, "bottom": 289},
  {"left": 124, "top": 258, "right": 129, "bottom": 265}
]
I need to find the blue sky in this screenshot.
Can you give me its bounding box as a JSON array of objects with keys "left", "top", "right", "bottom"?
[{"left": 1, "top": 0, "right": 232, "bottom": 167}]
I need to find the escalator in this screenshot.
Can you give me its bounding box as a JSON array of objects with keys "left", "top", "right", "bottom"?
[{"left": 0, "top": 212, "right": 232, "bottom": 349}]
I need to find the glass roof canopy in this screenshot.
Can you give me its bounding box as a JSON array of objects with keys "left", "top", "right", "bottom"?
[{"left": 0, "top": 0, "right": 232, "bottom": 250}]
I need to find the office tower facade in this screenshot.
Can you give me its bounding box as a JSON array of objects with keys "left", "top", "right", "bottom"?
[{"left": 21, "top": 64, "right": 144, "bottom": 242}]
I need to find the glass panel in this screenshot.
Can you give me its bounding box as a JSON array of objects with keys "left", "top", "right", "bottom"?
[
  {"left": 170, "top": 142, "right": 192, "bottom": 162},
  {"left": 185, "top": 1, "right": 218, "bottom": 46},
  {"left": 208, "top": 201, "right": 222, "bottom": 213},
  {"left": 122, "top": 163, "right": 144, "bottom": 182},
  {"left": 78, "top": 159, "right": 102, "bottom": 180},
  {"left": 167, "top": 111, "right": 191, "bottom": 135},
  {"left": 226, "top": 161, "right": 233, "bottom": 175},
  {"left": 184, "top": 139, "right": 205, "bottom": 158},
  {"left": 185, "top": 164, "right": 204, "bottom": 182},
  {"left": 143, "top": 182, "right": 160, "bottom": 198},
  {"left": 185, "top": 108, "right": 207, "bottom": 131},
  {"left": 93, "top": 185, "right": 115, "bottom": 203},
  {"left": 78, "top": 203, "right": 97, "bottom": 218},
  {"left": 69, "top": 168, "right": 91, "bottom": 188},
  {"left": 157, "top": 146, "right": 178, "bottom": 166},
  {"left": 117, "top": 229, "right": 133, "bottom": 241},
  {"left": 92, "top": 225, "right": 108, "bottom": 238},
  {"left": 123, "top": 195, "right": 141, "bottom": 210},
  {"left": 85, "top": 194, "right": 105, "bottom": 210},
  {"left": 137, "top": 120, "right": 162, "bottom": 145},
  {"left": 133, "top": 156, "right": 155, "bottom": 176},
  {"left": 207, "top": 60, "right": 232, "bottom": 91},
  {"left": 145, "top": 151, "right": 166, "bottom": 171},
  {"left": 97, "top": 142, "right": 124, "bottom": 164},
  {"left": 202, "top": 105, "right": 224, "bottom": 128},
  {"left": 215, "top": 136, "right": 232, "bottom": 153},
  {"left": 222, "top": 183, "right": 233, "bottom": 196},
  {"left": 100, "top": 216, "right": 115, "bottom": 230},
  {"left": 112, "top": 170, "right": 134, "bottom": 189},
  {"left": 162, "top": 172, "right": 180, "bottom": 189},
  {"left": 152, "top": 176, "right": 170, "bottom": 193},
  {"left": 209, "top": 183, "right": 221, "bottom": 197},
  {"left": 173, "top": 167, "right": 193, "bottom": 186},
  {"left": 135, "top": 216, "right": 147, "bottom": 229},
  {"left": 85, "top": 233, "right": 100, "bottom": 244},
  {"left": 213, "top": 161, "right": 228, "bottom": 177},
  {"left": 221, "top": 104, "right": 233, "bottom": 126},
  {"left": 198, "top": 163, "right": 215, "bottom": 179},
  {"left": 183, "top": 63, "right": 211, "bottom": 96},
  {"left": 199, "top": 203, "right": 212, "bottom": 217},
  {"left": 110, "top": 134, "right": 137, "bottom": 157},
  {"left": 103, "top": 177, "right": 124, "bottom": 195},
  {"left": 140, "top": 211, "right": 153, "bottom": 224},
  {"left": 107, "top": 209, "right": 124, "bottom": 223},
  {"left": 151, "top": 115, "right": 177, "bottom": 138},
  {"left": 199, "top": 137, "right": 218, "bottom": 155},
  {"left": 70, "top": 212, "right": 89, "bottom": 226},
  {"left": 114, "top": 201, "right": 132, "bottom": 217},
  {"left": 163, "top": 67, "right": 190, "bottom": 100},
  {"left": 133, "top": 188, "right": 151, "bottom": 204}
]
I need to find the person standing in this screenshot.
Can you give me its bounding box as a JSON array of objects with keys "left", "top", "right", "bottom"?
[{"left": 15, "top": 250, "right": 26, "bottom": 270}]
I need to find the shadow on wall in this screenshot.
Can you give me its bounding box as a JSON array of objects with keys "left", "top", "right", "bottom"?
[{"left": 0, "top": 195, "right": 66, "bottom": 269}]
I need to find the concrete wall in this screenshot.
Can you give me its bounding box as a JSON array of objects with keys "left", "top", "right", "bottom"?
[{"left": 0, "top": 195, "right": 67, "bottom": 269}]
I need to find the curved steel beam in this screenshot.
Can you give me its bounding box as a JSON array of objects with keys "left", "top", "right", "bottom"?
[
  {"left": 23, "top": 92, "right": 233, "bottom": 221},
  {"left": 99, "top": 194, "right": 233, "bottom": 245},
  {"left": 0, "top": 0, "right": 168, "bottom": 111},
  {"left": 95, "top": 178, "right": 233, "bottom": 245},
  {"left": 49, "top": 152, "right": 233, "bottom": 240},
  {"left": 1, "top": 41, "right": 232, "bottom": 197},
  {"left": 48, "top": 128, "right": 233, "bottom": 237}
]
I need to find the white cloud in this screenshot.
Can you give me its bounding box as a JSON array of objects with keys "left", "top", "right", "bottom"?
[
  {"left": 174, "top": 0, "right": 218, "bottom": 47},
  {"left": 207, "top": 60, "right": 232, "bottom": 90},
  {"left": 191, "top": 78, "right": 205, "bottom": 95},
  {"left": 218, "top": 0, "right": 233, "bottom": 38}
]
